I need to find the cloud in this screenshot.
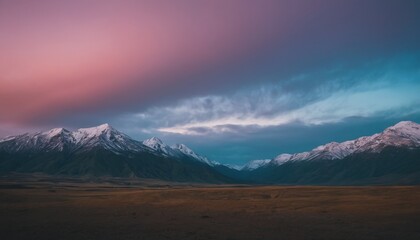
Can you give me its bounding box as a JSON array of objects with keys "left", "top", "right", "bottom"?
[
  {"left": 121, "top": 58, "right": 420, "bottom": 136},
  {"left": 0, "top": 0, "right": 300, "bottom": 125},
  {"left": 1, "top": 1, "right": 420, "bottom": 164},
  {"left": 1, "top": 0, "right": 419, "bottom": 128}
]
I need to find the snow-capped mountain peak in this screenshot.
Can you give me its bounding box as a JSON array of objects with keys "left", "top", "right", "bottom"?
[
  {"left": 172, "top": 143, "right": 191, "bottom": 152},
  {"left": 267, "top": 121, "right": 420, "bottom": 168},
  {"left": 143, "top": 137, "right": 164, "bottom": 147},
  {"left": 0, "top": 124, "right": 217, "bottom": 167},
  {"left": 143, "top": 137, "right": 165, "bottom": 150},
  {"left": 70, "top": 124, "right": 146, "bottom": 153},
  {"left": 142, "top": 138, "right": 215, "bottom": 165},
  {"left": 387, "top": 120, "right": 418, "bottom": 130},
  {"left": 0, "top": 127, "right": 74, "bottom": 152},
  {"left": 171, "top": 143, "right": 214, "bottom": 165},
  {"left": 43, "top": 128, "right": 70, "bottom": 138},
  {"left": 0, "top": 124, "right": 149, "bottom": 154},
  {"left": 74, "top": 124, "right": 116, "bottom": 140},
  {"left": 383, "top": 121, "right": 420, "bottom": 141},
  {"left": 138, "top": 136, "right": 216, "bottom": 165},
  {"left": 142, "top": 137, "right": 178, "bottom": 156},
  {"left": 74, "top": 123, "right": 115, "bottom": 138},
  {"left": 172, "top": 143, "right": 199, "bottom": 158},
  {"left": 273, "top": 154, "right": 293, "bottom": 165}
]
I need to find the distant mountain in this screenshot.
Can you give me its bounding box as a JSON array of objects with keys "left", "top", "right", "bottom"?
[
  {"left": 269, "top": 121, "right": 420, "bottom": 165},
  {"left": 172, "top": 143, "right": 216, "bottom": 166},
  {"left": 241, "top": 159, "right": 271, "bottom": 171},
  {"left": 142, "top": 137, "right": 179, "bottom": 156},
  {"left": 0, "top": 124, "right": 148, "bottom": 154},
  {"left": 0, "top": 124, "right": 231, "bottom": 183},
  {"left": 142, "top": 137, "right": 216, "bottom": 166},
  {"left": 241, "top": 121, "right": 420, "bottom": 184},
  {"left": 2, "top": 121, "right": 420, "bottom": 185}
]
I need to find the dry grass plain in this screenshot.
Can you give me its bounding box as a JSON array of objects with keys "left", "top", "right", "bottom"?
[{"left": 1, "top": 176, "right": 420, "bottom": 240}]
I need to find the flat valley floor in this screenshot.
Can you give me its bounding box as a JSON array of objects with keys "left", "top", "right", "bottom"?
[{"left": 1, "top": 176, "right": 420, "bottom": 240}]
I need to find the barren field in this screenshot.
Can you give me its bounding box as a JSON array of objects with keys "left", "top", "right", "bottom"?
[{"left": 1, "top": 177, "right": 420, "bottom": 240}]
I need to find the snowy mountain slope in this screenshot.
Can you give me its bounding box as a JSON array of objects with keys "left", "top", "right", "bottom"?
[
  {"left": 0, "top": 124, "right": 215, "bottom": 166},
  {"left": 241, "top": 159, "right": 271, "bottom": 171},
  {"left": 72, "top": 124, "right": 148, "bottom": 153},
  {"left": 142, "top": 137, "right": 216, "bottom": 165},
  {"left": 0, "top": 124, "right": 230, "bottom": 182},
  {"left": 236, "top": 121, "right": 420, "bottom": 184},
  {"left": 0, "top": 128, "right": 75, "bottom": 152},
  {"left": 269, "top": 121, "right": 420, "bottom": 166},
  {"left": 171, "top": 144, "right": 215, "bottom": 165},
  {"left": 2, "top": 121, "right": 419, "bottom": 184},
  {"left": 0, "top": 124, "right": 147, "bottom": 154},
  {"left": 142, "top": 137, "right": 181, "bottom": 157}
]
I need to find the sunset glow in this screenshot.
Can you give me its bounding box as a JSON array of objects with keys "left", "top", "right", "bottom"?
[{"left": 1, "top": 0, "right": 420, "bottom": 164}]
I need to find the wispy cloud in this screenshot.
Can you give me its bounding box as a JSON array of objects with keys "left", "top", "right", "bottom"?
[{"left": 123, "top": 60, "right": 420, "bottom": 136}]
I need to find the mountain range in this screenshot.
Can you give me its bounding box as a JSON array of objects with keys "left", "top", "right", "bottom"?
[
  {"left": 0, "top": 124, "right": 230, "bottom": 183},
  {"left": 236, "top": 121, "right": 420, "bottom": 184},
  {"left": 1, "top": 121, "right": 420, "bottom": 184}
]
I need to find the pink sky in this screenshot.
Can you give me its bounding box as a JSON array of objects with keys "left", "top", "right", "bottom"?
[
  {"left": 1, "top": 0, "right": 420, "bottom": 164},
  {"left": 0, "top": 0, "right": 313, "bottom": 126},
  {"left": 2, "top": 0, "right": 417, "bottom": 135}
]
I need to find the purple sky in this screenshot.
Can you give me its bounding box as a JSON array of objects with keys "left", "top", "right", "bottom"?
[{"left": 1, "top": 0, "right": 420, "bottom": 164}]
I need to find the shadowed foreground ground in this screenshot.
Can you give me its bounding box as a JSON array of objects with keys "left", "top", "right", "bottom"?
[{"left": 1, "top": 177, "right": 420, "bottom": 240}]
